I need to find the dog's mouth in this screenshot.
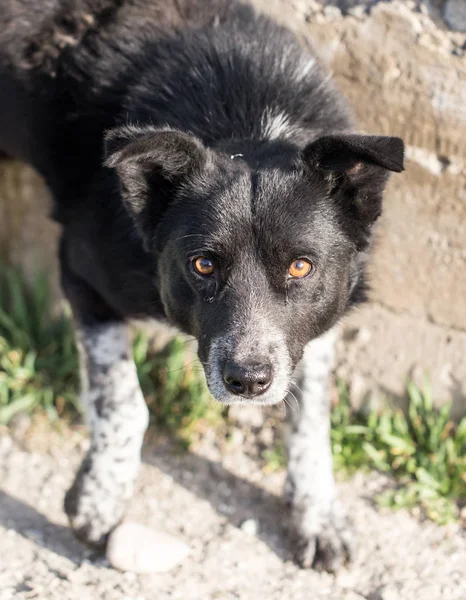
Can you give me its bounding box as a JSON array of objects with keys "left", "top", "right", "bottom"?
[{"left": 202, "top": 335, "right": 292, "bottom": 406}]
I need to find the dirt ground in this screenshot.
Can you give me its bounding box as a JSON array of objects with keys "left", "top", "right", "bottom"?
[{"left": 0, "top": 423, "right": 465, "bottom": 600}]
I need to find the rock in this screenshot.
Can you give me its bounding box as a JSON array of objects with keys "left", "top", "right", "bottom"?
[
  {"left": 323, "top": 6, "right": 341, "bottom": 21},
  {"left": 106, "top": 522, "right": 190, "bottom": 574},
  {"left": 341, "top": 593, "right": 367, "bottom": 600},
  {"left": 380, "top": 587, "right": 401, "bottom": 600},
  {"left": 218, "top": 503, "right": 235, "bottom": 515},
  {"left": 240, "top": 519, "right": 259, "bottom": 536},
  {"left": 444, "top": 0, "right": 466, "bottom": 32}
]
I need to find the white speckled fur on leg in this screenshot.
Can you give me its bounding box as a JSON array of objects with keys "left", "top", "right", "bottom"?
[
  {"left": 286, "top": 328, "right": 354, "bottom": 571},
  {"left": 64, "top": 321, "right": 149, "bottom": 547}
]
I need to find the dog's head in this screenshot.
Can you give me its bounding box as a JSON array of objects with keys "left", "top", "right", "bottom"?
[{"left": 105, "top": 125, "right": 404, "bottom": 405}]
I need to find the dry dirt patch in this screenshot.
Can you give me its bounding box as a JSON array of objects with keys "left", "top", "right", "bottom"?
[{"left": 0, "top": 428, "right": 465, "bottom": 600}]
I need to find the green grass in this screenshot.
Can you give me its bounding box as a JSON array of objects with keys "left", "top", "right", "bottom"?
[
  {"left": 332, "top": 380, "right": 466, "bottom": 524},
  {"left": 0, "top": 269, "right": 79, "bottom": 422},
  {"left": 0, "top": 267, "right": 223, "bottom": 440},
  {"left": 0, "top": 266, "right": 465, "bottom": 523},
  {"left": 133, "top": 334, "right": 225, "bottom": 443}
]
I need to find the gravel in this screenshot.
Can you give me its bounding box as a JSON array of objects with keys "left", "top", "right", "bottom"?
[{"left": 0, "top": 428, "right": 465, "bottom": 600}]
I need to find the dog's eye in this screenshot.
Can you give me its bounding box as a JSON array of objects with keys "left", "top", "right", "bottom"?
[
  {"left": 288, "top": 258, "right": 312, "bottom": 279},
  {"left": 192, "top": 256, "right": 215, "bottom": 276}
]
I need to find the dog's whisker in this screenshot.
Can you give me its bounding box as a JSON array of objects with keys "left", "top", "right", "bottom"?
[
  {"left": 164, "top": 360, "right": 203, "bottom": 375},
  {"left": 290, "top": 379, "right": 301, "bottom": 391},
  {"left": 285, "top": 389, "right": 300, "bottom": 412},
  {"left": 175, "top": 234, "right": 205, "bottom": 241},
  {"left": 283, "top": 394, "right": 296, "bottom": 412},
  {"left": 183, "top": 358, "right": 202, "bottom": 366},
  {"left": 290, "top": 380, "right": 303, "bottom": 395}
]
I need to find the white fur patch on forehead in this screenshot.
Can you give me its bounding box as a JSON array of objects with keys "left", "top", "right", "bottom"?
[
  {"left": 261, "top": 108, "right": 298, "bottom": 141},
  {"left": 295, "top": 57, "right": 316, "bottom": 82}
]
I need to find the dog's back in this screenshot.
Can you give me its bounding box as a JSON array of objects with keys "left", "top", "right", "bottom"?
[{"left": 0, "top": 0, "right": 350, "bottom": 203}]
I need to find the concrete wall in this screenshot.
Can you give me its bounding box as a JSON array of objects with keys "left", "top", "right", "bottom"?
[
  {"left": 0, "top": 0, "right": 465, "bottom": 415},
  {"left": 0, "top": 162, "right": 62, "bottom": 301}
]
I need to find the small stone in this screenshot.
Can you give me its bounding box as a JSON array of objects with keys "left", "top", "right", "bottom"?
[
  {"left": 240, "top": 519, "right": 259, "bottom": 536},
  {"left": 342, "top": 593, "right": 366, "bottom": 600},
  {"left": 347, "top": 5, "right": 367, "bottom": 20},
  {"left": 356, "top": 327, "right": 372, "bottom": 345},
  {"left": 106, "top": 522, "right": 190, "bottom": 574},
  {"left": 444, "top": 0, "right": 466, "bottom": 32},
  {"left": 218, "top": 503, "right": 235, "bottom": 515},
  {"left": 323, "top": 6, "right": 342, "bottom": 21},
  {"left": 380, "top": 587, "right": 400, "bottom": 600}
]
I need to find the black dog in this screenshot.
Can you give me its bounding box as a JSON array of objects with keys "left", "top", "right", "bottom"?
[{"left": 0, "top": 0, "right": 404, "bottom": 571}]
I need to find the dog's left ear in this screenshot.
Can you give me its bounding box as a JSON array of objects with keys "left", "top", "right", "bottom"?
[
  {"left": 303, "top": 134, "right": 404, "bottom": 226},
  {"left": 104, "top": 125, "right": 208, "bottom": 245}
]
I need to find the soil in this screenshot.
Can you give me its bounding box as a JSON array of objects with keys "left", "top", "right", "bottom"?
[{"left": 0, "top": 421, "right": 465, "bottom": 600}]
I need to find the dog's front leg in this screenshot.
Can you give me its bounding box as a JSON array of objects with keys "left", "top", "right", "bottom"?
[
  {"left": 286, "top": 329, "right": 353, "bottom": 571},
  {"left": 64, "top": 321, "right": 149, "bottom": 547}
]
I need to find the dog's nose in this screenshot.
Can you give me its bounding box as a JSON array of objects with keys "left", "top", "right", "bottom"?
[{"left": 223, "top": 361, "right": 272, "bottom": 398}]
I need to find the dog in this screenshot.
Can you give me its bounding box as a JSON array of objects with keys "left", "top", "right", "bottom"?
[{"left": 0, "top": 0, "right": 404, "bottom": 571}]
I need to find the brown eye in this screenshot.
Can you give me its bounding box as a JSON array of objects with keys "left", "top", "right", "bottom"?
[
  {"left": 289, "top": 258, "right": 312, "bottom": 279},
  {"left": 193, "top": 256, "right": 215, "bottom": 276}
]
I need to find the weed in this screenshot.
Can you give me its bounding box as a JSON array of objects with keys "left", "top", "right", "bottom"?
[
  {"left": 331, "top": 380, "right": 466, "bottom": 524},
  {"left": 0, "top": 267, "right": 222, "bottom": 441},
  {"left": 133, "top": 333, "right": 225, "bottom": 442},
  {"left": 0, "top": 268, "right": 79, "bottom": 422}
]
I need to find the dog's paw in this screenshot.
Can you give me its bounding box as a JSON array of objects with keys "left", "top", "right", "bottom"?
[
  {"left": 64, "top": 458, "right": 130, "bottom": 548},
  {"left": 290, "top": 503, "right": 355, "bottom": 572}
]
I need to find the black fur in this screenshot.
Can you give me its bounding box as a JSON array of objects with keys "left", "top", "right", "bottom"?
[
  {"left": 0, "top": 0, "right": 403, "bottom": 342},
  {"left": 0, "top": 0, "right": 404, "bottom": 567},
  {"left": 0, "top": 0, "right": 404, "bottom": 391}
]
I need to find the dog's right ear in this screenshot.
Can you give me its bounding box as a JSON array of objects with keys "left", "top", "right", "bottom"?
[
  {"left": 105, "top": 125, "right": 207, "bottom": 245},
  {"left": 303, "top": 134, "right": 404, "bottom": 233}
]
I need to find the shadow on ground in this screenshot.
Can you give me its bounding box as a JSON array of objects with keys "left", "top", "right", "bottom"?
[
  {"left": 0, "top": 444, "right": 291, "bottom": 564},
  {"left": 0, "top": 490, "right": 88, "bottom": 565},
  {"left": 143, "top": 445, "right": 291, "bottom": 561}
]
